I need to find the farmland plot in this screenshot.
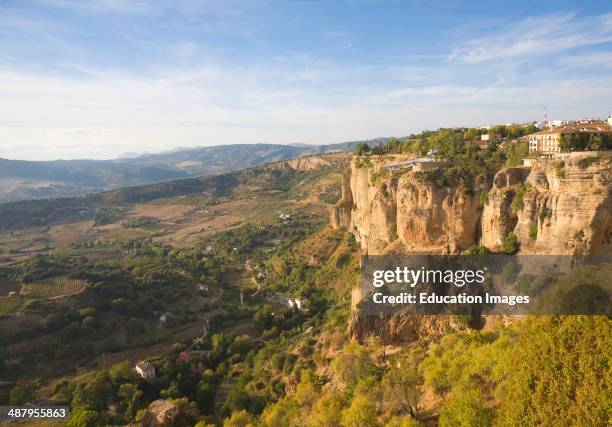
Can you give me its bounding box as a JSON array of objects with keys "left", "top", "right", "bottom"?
[{"left": 21, "top": 277, "right": 88, "bottom": 298}]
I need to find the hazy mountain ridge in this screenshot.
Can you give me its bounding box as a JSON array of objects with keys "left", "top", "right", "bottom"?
[{"left": 0, "top": 139, "right": 388, "bottom": 203}]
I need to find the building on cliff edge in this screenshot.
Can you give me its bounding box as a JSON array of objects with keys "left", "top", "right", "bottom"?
[{"left": 528, "top": 120, "right": 612, "bottom": 154}]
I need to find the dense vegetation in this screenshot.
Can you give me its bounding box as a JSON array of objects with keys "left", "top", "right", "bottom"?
[
  {"left": 356, "top": 126, "right": 532, "bottom": 189},
  {"left": 559, "top": 132, "right": 612, "bottom": 151}
]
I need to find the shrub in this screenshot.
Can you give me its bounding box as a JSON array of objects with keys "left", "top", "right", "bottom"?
[
  {"left": 479, "top": 190, "right": 488, "bottom": 207},
  {"left": 554, "top": 161, "right": 565, "bottom": 178},
  {"left": 370, "top": 168, "right": 389, "bottom": 186},
  {"left": 511, "top": 183, "right": 529, "bottom": 213},
  {"left": 528, "top": 223, "right": 538, "bottom": 240},
  {"left": 576, "top": 156, "right": 598, "bottom": 169},
  {"left": 502, "top": 233, "right": 518, "bottom": 254},
  {"left": 465, "top": 245, "right": 491, "bottom": 256}
]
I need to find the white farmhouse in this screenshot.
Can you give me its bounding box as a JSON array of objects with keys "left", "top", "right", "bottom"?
[{"left": 135, "top": 361, "right": 155, "bottom": 379}]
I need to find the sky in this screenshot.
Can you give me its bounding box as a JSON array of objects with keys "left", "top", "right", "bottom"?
[{"left": 1, "top": 0, "right": 611, "bottom": 160}]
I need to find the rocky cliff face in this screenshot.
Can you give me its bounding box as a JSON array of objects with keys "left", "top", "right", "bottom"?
[
  {"left": 334, "top": 154, "right": 611, "bottom": 343},
  {"left": 333, "top": 155, "right": 611, "bottom": 256},
  {"left": 483, "top": 157, "right": 611, "bottom": 254},
  {"left": 333, "top": 156, "right": 485, "bottom": 255}
]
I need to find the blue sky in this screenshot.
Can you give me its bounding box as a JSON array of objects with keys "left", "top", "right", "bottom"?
[{"left": 1, "top": 0, "right": 611, "bottom": 160}]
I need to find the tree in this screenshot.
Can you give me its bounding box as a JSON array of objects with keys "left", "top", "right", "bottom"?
[
  {"left": 355, "top": 143, "right": 371, "bottom": 156},
  {"left": 310, "top": 393, "right": 343, "bottom": 427},
  {"left": 332, "top": 341, "right": 377, "bottom": 386},
  {"left": 223, "top": 410, "right": 256, "bottom": 427},
  {"left": 381, "top": 352, "right": 422, "bottom": 419},
  {"left": 438, "top": 385, "right": 493, "bottom": 427},
  {"left": 260, "top": 397, "right": 300, "bottom": 427},
  {"left": 109, "top": 361, "right": 137, "bottom": 384},
  {"left": 293, "top": 371, "right": 318, "bottom": 408},
  {"left": 118, "top": 383, "right": 142, "bottom": 421},
  {"left": 66, "top": 408, "right": 104, "bottom": 427},
  {"left": 341, "top": 394, "right": 378, "bottom": 427},
  {"left": 71, "top": 373, "right": 113, "bottom": 411}
]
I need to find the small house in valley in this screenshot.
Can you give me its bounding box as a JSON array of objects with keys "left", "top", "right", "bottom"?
[{"left": 136, "top": 361, "right": 155, "bottom": 379}]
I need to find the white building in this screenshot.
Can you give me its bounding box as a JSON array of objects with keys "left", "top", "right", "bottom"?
[
  {"left": 135, "top": 361, "right": 155, "bottom": 379},
  {"left": 288, "top": 298, "right": 302, "bottom": 309},
  {"left": 608, "top": 116, "right": 612, "bottom": 126},
  {"left": 481, "top": 133, "right": 501, "bottom": 142}
]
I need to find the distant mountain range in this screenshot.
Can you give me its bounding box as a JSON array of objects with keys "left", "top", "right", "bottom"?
[{"left": 0, "top": 139, "right": 389, "bottom": 203}]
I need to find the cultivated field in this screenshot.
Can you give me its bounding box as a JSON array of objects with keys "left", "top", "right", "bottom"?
[{"left": 21, "top": 277, "right": 88, "bottom": 298}]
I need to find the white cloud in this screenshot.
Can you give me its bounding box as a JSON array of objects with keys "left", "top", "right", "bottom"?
[
  {"left": 449, "top": 13, "right": 612, "bottom": 63},
  {"left": 561, "top": 52, "right": 612, "bottom": 69}
]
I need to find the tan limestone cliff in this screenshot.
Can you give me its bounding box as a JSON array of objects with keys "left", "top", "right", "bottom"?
[
  {"left": 332, "top": 156, "right": 484, "bottom": 255},
  {"left": 333, "top": 154, "right": 611, "bottom": 344}
]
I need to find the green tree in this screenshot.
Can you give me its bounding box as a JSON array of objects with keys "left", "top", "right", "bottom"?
[
  {"left": 260, "top": 397, "right": 300, "bottom": 427},
  {"left": 224, "top": 410, "right": 256, "bottom": 427},
  {"left": 71, "top": 373, "right": 113, "bottom": 411},
  {"left": 66, "top": 408, "right": 103, "bottom": 427},
  {"left": 439, "top": 385, "right": 493, "bottom": 427},
  {"left": 332, "top": 341, "right": 377, "bottom": 387},
  {"left": 381, "top": 352, "right": 422, "bottom": 418},
  {"left": 355, "top": 143, "right": 371, "bottom": 156},
  {"left": 309, "top": 392, "right": 343, "bottom": 427},
  {"left": 118, "top": 383, "right": 142, "bottom": 421},
  {"left": 109, "top": 361, "right": 137, "bottom": 384},
  {"left": 341, "top": 394, "right": 378, "bottom": 427}
]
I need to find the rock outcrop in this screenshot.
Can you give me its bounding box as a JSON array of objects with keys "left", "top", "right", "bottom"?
[
  {"left": 332, "top": 156, "right": 485, "bottom": 255},
  {"left": 483, "top": 157, "right": 611, "bottom": 254},
  {"left": 333, "top": 154, "right": 611, "bottom": 343}
]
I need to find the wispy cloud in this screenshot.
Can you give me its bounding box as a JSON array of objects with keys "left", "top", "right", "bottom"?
[
  {"left": 37, "top": 0, "right": 155, "bottom": 14},
  {"left": 450, "top": 13, "right": 612, "bottom": 63},
  {"left": 561, "top": 52, "right": 612, "bottom": 69}
]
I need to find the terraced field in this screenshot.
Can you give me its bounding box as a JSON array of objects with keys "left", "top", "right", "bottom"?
[{"left": 21, "top": 277, "right": 88, "bottom": 298}]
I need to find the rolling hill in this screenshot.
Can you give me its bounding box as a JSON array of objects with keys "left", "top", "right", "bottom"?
[{"left": 0, "top": 139, "right": 389, "bottom": 203}]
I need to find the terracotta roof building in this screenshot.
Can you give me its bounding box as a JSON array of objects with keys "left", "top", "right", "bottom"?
[{"left": 528, "top": 121, "right": 612, "bottom": 153}]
